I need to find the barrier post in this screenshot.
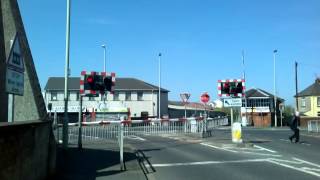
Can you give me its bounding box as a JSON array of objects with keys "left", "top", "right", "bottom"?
[
  {"left": 78, "top": 95, "right": 83, "bottom": 149},
  {"left": 119, "top": 122, "right": 124, "bottom": 170}
]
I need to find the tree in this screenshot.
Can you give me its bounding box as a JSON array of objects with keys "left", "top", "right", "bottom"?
[{"left": 283, "top": 105, "right": 295, "bottom": 126}]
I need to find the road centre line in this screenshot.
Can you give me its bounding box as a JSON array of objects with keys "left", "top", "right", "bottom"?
[
  {"left": 147, "top": 158, "right": 269, "bottom": 168},
  {"left": 253, "top": 145, "right": 277, "bottom": 153}
]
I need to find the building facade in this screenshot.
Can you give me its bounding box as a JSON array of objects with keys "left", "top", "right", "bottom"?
[
  {"left": 44, "top": 77, "right": 169, "bottom": 121},
  {"left": 296, "top": 78, "right": 320, "bottom": 117},
  {"left": 241, "top": 88, "right": 284, "bottom": 127}
]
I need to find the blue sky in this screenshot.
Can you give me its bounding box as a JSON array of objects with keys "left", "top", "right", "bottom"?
[{"left": 18, "top": 0, "right": 320, "bottom": 105}]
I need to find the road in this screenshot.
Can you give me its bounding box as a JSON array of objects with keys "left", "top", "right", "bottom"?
[{"left": 125, "top": 128, "right": 320, "bottom": 180}]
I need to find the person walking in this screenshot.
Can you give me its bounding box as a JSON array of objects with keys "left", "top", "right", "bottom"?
[{"left": 289, "top": 111, "right": 300, "bottom": 143}]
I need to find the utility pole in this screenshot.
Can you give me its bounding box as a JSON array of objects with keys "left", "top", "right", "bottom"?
[
  {"left": 63, "top": 0, "right": 71, "bottom": 149},
  {"left": 158, "top": 53, "right": 161, "bottom": 119},
  {"left": 295, "top": 61, "right": 299, "bottom": 111},
  {"left": 242, "top": 50, "right": 248, "bottom": 126},
  {"left": 273, "top": 50, "right": 278, "bottom": 127},
  {"left": 102, "top": 44, "right": 106, "bottom": 72}
]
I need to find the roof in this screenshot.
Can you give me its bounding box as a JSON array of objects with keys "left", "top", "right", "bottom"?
[
  {"left": 168, "top": 101, "right": 214, "bottom": 110},
  {"left": 245, "top": 88, "right": 284, "bottom": 101},
  {"left": 44, "top": 77, "right": 169, "bottom": 92},
  {"left": 296, "top": 79, "right": 320, "bottom": 97}
]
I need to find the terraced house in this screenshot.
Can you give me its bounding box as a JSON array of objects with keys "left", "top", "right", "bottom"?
[{"left": 296, "top": 78, "right": 320, "bottom": 119}]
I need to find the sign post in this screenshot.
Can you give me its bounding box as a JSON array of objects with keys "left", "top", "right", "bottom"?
[
  {"left": 6, "top": 34, "right": 25, "bottom": 122},
  {"left": 200, "top": 92, "right": 210, "bottom": 136},
  {"left": 180, "top": 92, "right": 191, "bottom": 118}
]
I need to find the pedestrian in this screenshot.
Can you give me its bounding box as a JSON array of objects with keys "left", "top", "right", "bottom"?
[{"left": 289, "top": 111, "right": 300, "bottom": 143}]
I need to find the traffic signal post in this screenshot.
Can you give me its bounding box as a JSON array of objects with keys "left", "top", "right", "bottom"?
[{"left": 78, "top": 71, "right": 116, "bottom": 149}]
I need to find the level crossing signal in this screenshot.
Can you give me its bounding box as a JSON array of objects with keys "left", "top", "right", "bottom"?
[
  {"left": 80, "top": 71, "right": 115, "bottom": 96},
  {"left": 218, "top": 79, "right": 245, "bottom": 98}
]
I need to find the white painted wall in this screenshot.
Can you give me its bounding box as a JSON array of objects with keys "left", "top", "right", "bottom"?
[{"left": 45, "top": 90, "right": 168, "bottom": 117}]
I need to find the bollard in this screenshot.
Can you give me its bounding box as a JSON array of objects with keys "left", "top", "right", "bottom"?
[{"left": 232, "top": 122, "right": 243, "bottom": 143}]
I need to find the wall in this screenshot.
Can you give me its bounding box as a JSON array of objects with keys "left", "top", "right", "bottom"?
[
  {"left": 0, "top": 120, "right": 56, "bottom": 180},
  {"left": 45, "top": 90, "right": 169, "bottom": 118}
]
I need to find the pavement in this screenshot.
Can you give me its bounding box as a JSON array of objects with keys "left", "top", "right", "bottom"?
[{"left": 52, "top": 140, "right": 145, "bottom": 180}]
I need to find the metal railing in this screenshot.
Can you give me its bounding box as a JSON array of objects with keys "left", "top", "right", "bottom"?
[
  {"left": 53, "top": 116, "right": 228, "bottom": 170},
  {"left": 54, "top": 116, "right": 229, "bottom": 143},
  {"left": 308, "top": 120, "right": 320, "bottom": 133}
]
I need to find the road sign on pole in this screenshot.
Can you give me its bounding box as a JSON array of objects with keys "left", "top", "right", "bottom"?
[
  {"left": 6, "top": 34, "right": 24, "bottom": 95},
  {"left": 200, "top": 92, "right": 210, "bottom": 104},
  {"left": 180, "top": 93, "right": 191, "bottom": 103},
  {"left": 223, "top": 98, "right": 242, "bottom": 107},
  {"left": 180, "top": 93, "right": 191, "bottom": 118}
]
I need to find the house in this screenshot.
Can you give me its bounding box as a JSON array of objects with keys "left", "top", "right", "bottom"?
[
  {"left": 296, "top": 78, "right": 320, "bottom": 117},
  {"left": 241, "top": 88, "right": 284, "bottom": 127},
  {"left": 168, "top": 101, "right": 226, "bottom": 118},
  {"left": 295, "top": 78, "right": 320, "bottom": 126},
  {"left": 44, "top": 77, "right": 169, "bottom": 122}
]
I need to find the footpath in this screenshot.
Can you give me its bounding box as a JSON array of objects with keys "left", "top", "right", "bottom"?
[{"left": 52, "top": 140, "right": 145, "bottom": 180}]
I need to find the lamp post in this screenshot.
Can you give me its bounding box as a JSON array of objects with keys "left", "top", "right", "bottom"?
[
  {"left": 158, "top": 53, "right": 161, "bottom": 119},
  {"left": 273, "top": 49, "right": 278, "bottom": 127},
  {"left": 63, "top": 0, "right": 71, "bottom": 149},
  {"left": 102, "top": 44, "right": 106, "bottom": 72}
]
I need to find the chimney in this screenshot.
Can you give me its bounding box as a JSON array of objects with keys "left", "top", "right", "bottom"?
[{"left": 316, "top": 78, "right": 320, "bottom": 84}]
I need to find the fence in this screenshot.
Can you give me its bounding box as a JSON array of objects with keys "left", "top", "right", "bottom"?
[
  {"left": 53, "top": 116, "right": 228, "bottom": 170},
  {"left": 308, "top": 120, "right": 320, "bottom": 133}
]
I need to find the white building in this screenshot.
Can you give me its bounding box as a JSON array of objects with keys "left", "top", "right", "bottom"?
[{"left": 43, "top": 77, "right": 169, "bottom": 120}]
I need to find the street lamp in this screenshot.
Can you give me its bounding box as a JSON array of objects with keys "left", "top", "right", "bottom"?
[
  {"left": 158, "top": 53, "right": 161, "bottom": 119},
  {"left": 101, "top": 44, "right": 106, "bottom": 72},
  {"left": 63, "top": 0, "right": 71, "bottom": 149},
  {"left": 273, "top": 49, "right": 278, "bottom": 127}
]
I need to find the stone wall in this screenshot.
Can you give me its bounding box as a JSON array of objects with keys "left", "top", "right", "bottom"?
[{"left": 0, "top": 120, "right": 56, "bottom": 180}]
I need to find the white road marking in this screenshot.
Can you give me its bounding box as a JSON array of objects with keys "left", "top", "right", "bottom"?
[
  {"left": 240, "top": 151, "right": 282, "bottom": 157},
  {"left": 292, "top": 158, "right": 320, "bottom": 168},
  {"left": 125, "top": 135, "right": 146, "bottom": 141},
  {"left": 147, "top": 158, "right": 269, "bottom": 168},
  {"left": 254, "top": 145, "right": 277, "bottom": 153},
  {"left": 280, "top": 138, "right": 290, "bottom": 142},
  {"left": 267, "top": 159, "right": 320, "bottom": 178},
  {"left": 302, "top": 167, "right": 320, "bottom": 172},
  {"left": 200, "top": 143, "right": 237, "bottom": 153}
]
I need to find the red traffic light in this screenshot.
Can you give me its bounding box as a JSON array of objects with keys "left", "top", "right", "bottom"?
[{"left": 87, "top": 76, "right": 94, "bottom": 83}]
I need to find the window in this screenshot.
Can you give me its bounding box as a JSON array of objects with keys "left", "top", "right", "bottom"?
[
  {"left": 76, "top": 92, "right": 80, "bottom": 101},
  {"left": 317, "top": 97, "right": 320, "bottom": 107},
  {"left": 89, "top": 96, "right": 95, "bottom": 101},
  {"left": 137, "top": 92, "right": 143, "bottom": 101},
  {"left": 301, "top": 98, "right": 306, "bottom": 107},
  {"left": 51, "top": 92, "right": 57, "bottom": 101},
  {"left": 113, "top": 92, "right": 119, "bottom": 101},
  {"left": 318, "top": 112, "right": 320, "bottom": 117},
  {"left": 125, "top": 92, "right": 131, "bottom": 101}
]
